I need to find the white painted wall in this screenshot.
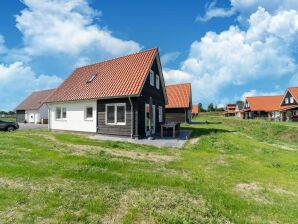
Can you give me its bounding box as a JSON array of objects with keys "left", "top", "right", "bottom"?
[
  {"left": 39, "top": 104, "right": 49, "bottom": 120},
  {"left": 48, "top": 100, "right": 97, "bottom": 133}
]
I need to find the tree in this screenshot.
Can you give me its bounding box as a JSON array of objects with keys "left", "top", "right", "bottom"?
[
  {"left": 198, "top": 103, "right": 205, "bottom": 112},
  {"left": 208, "top": 103, "right": 214, "bottom": 112}
]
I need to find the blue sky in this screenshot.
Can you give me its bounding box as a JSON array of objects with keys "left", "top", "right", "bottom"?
[{"left": 0, "top": 0, "right": 298, "bottom": 111}]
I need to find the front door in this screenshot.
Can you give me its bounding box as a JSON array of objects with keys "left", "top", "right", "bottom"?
[{"left": 145, "top": 104, "right": 155, "bottom": 137}]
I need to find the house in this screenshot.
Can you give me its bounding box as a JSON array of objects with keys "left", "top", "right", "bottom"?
[
  {"left": 279, "top": 87, "right": 298, "bottom": 121},
  {"left": 165, "top": 83, "right": 192, "bottom": 123},
  {"left": 15, "top": 89, "right": 55, "bottom": 124},
  {"left": 243, "top": 95, "right": 283, "bottom": 121},
  {"left": 192, "top": 104, "right": 200, "bottom": 118},
  {"left": 235, "top": 101, "right": 244, "bottom": 118},
  {"left": 46, "top": 48, "right": 168, "bottom": 138},
  {"left": 224, "top": 104, "right": 236, "bottom": 117}
]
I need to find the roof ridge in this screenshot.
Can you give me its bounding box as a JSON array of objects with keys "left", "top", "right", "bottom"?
[
  {"left": 247, "top": 95, "right": 283, "bottom": 98},
  {"left": 76, "top": 48, "right": 158, "bottom": 70},
  {"left": 166, "top": 83, "right": 191, "bottom": 87}
]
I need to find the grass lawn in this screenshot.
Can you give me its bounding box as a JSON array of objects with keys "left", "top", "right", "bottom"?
[
  {"left": 0, "top": 117, "right": 16, "bottom": 122},
  {"left": 0, "top": 113, "right": 297, "bottom": 223}
]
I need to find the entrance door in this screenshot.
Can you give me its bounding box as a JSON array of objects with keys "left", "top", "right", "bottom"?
[
  {"left": 28, "top": 112, "right": 35, "bottom": 123},
  {"left": 145, "top": 104, "right": 155, "bottom": 137}
]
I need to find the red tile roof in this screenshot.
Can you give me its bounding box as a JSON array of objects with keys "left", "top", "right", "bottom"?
[
  {"left": 47, "top": 48, "right": 161, "bottom": 103},
  {"left": 15, "top": 89, "right": 56, "bottom": 110},
  {"left": 192, "top": 104, "right": 199, "bottom": 114},
  {"left": 246, "top": 95, "right": 283, "bottom": 111},
  {"left": 288, "top": 87, "right": 298, "bottom": 101},
  {"left": 165, "top": 83, "right": 191, "bottom": 108}
]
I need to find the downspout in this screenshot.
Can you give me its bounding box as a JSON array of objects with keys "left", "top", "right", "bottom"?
[{"left": 129, "top": 97, "right": 133, "bottom": 139}]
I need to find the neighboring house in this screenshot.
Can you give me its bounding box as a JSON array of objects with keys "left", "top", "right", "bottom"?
[
  {"left": 235, "top": 101, "right": 244, "bottom": 118},
  {"left": 243, "top": 96, "right": 283, "bottom": 121},
  {"left": 165, "top": 83, "right": 192, "bottom": 123},
  {"left": 224, "top": 104, "right": 236, "bottom": 117},
  {"left": 15, "top": 89, "right": 55, "bottom": 124},
  {"left": 46, "top": 48, "right": 168, "bottom": 138},
  {"left": 192, "top": 104, "right": 200, "bottom": 118},
  {"left": 280, "top": 87, "right": 298, "bottom": 121}
]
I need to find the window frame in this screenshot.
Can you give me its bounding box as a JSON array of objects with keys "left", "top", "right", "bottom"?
[
  {"left": 85, "top": 106, "right": 94, "bottom": 120},
  {"left": 290, "top": 97, "right": 294, "bottom": 104},
  {"left": 156, "top": 75, "right": 160, "bottom": 89},
  {"left": 158, "top": 106, "right": 163, "bottom": 122},
  {"left": 105, "top": 103, "right": 126, "bottom": 125},
  {"left": 285, "top": 98, "right": 289, "bottom": 104},
  {"left": 149, "top": 70, "right": 154, "bottom": 86},
  {"left": 55, "top": 106, "right": 67, "bottom": 120}
]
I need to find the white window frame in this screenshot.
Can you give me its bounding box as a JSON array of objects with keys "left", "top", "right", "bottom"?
[
  {"left": 84, "top": 106, "right": 94, "bottom": 120},
  {"left": 285, "top": 98, "right": 289, "bottom": 104},
  {"left": 105, "top": 103, "right": 126, "bottom": 125},
  {"left": 55, "top": 106, "right": 67, "bottom": 120},
  {"left": 156, "top": 75, "right": 160, "bottom": 89},
  {"left": 290, "top": 97, "right": 294, "bottom": 104},
  {"left": 158, "top": 106, "right": 163, "bottom": 122},
  {"left": 149, "top": 70, "right": 154, "bottom": 86}
]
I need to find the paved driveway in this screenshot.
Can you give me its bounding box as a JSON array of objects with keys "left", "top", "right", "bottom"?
[{"left": 19, "top": 123, "right": 48, "bottom": 130}]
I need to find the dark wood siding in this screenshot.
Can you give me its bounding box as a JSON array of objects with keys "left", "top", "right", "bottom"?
[
  {"left": 165, "top": 108, "right": 190, "bottom": 123},
  {"left": 137, "top": 58, "right": 166, "bottom": 138},
  {"left": 281, "top": 91, "right": 297, "bottom": 106},
  {"left": 16, "top": 110, "right": 25, "bottom": 123},
  {"left": 97, "top": 98, "right": 138, "bottom": 137}
]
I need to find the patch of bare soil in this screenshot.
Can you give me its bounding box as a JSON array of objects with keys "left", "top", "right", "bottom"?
[
  {"left": 33, "top": 133, "right": 178, "bottom": 163},
  {"left": 235, "top": 182, "right": 271, "bottom": 204}
]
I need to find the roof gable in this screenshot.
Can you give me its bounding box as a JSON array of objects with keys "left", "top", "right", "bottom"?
[
  {"left": 165, "top": 83, "right": 191, "bottom": 108},
  {"left": 15, "top": 89, "right": 56, "bottom": 111},
  {"left": 288, "top": 87, "right": 298, "bottom": 102},
  {"left": 47, "top": 48, "right": 160, "bottom": 103},
  {"left": 246, "top": 95, "right": 283, "bottom": 111}
]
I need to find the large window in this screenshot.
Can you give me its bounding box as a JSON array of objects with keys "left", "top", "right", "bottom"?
[
  {"left": 156, "top": 75, "right": 160, "bottom": 89},
  {"left": 285, "top": 98, "right": 289, "bottom": 104},
  {"left": 85, "top": 106, "right": 93, "bottom": 119},
  {"left": 106, "top": 103, "right": 126, "bottom": 125},
  {"left": 290, "top": 97, "right": 294, "bottom": 104},
  {"left": 56, "top": 107, "right": 67, "bottom": 120},
  {"left": 150, "top": 70, "right": 154, "bottom": 86}
]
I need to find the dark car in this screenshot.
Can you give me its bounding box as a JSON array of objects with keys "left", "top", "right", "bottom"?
[
  {"left": 292, "top": 115, "right": 298, "bottom": 122},
  {"left": 0, "top": 120, "right": 19, "bottom": 131}
]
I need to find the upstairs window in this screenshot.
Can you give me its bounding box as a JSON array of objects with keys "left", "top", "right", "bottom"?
[
  {"left": 285, "top": 98, "right": 289, "bottom": 104},
  {"left": 86, "top": 74, "right": 97, "bottom": 83},
  {"left": 156, "top": 75, "right": 160, "bottom": 89},
  {"left": 290, "top": 97, "right": 294, "bottom": 104},
  {"left": 106, "top": 103, "right": 126, "bottom": 125},
  {"left": 150, "top": 70, "right": 154, "bottom": 86}
]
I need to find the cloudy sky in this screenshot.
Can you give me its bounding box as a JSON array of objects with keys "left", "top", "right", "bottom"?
[{"left": 1, "top": 0, "right": 298, "bottom": 110}]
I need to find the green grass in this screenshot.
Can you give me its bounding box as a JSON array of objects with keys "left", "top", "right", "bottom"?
[
  {"left": 0, "top": 117, "right": 16, "bottom": 122},
  {"left": 0, "top": 114, "right": 297, "bottom": 223}
]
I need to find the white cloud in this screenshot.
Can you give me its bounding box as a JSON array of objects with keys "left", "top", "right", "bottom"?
[
  {"left": 0, "top": 62, "right": 62, "bottom": 111},
  {"left": 165, "top": 7, "right": 298, "bottom": 104},
  {"left": 16, "top": 0, "right": 142, "bottom": 57},
  {"left": 0, "top": 35, "right": 7, "bottom": 55},
  {"left": 161, "top": 52, "right": 180, "bottom": 66},
  {"left": 241, "top": 89, "right": 284, "bottom": 100},
  {"left": 197, "top": 1, "right": 236, "bottom": 22},
  {"left": 200, "top": 0, "right": 298, "bottom": 22}
]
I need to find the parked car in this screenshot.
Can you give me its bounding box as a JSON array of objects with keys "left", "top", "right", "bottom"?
[
  {"left": 292, "top": 115, "right": 298, "bottom": 122},
  {"left": 0, "top": 120, "right": 19, "bottom": 131}
]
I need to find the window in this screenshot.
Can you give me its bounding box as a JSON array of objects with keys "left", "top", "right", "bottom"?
[
  {"left": 56, "top": 107, "right": 66, "bottom": 120},
  {"left": 149, "top": 70, "right": 154, "bottom": 86},
  {"left": 159, "top": 106, "right": 163, "bottom": 122},
  {"left": 86, "top": 74, "right": 97, "bottom": 83},
  {"left": 285, "top": 98, "right": 289, "bottom": 104},
  {"left": 290, "top": 97, "right": 294, "bottom": 104},
  {"left": 85, "top": 106, "right": 93, "bottom": 119},
  {"left": 106, "top": 103, "right": 126, "bottom": 125},
  {"left": 156, "top": 75, "right": 160, "bottom": 89}
]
